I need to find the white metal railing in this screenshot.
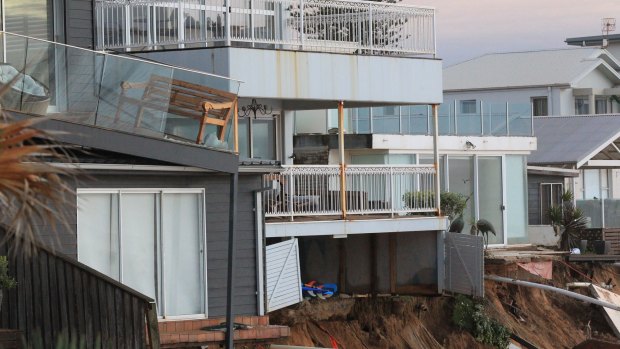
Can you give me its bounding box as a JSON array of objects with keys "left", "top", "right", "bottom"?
[
  {"left": 263, "top": 164, "right": 437, "bottom": 218},
  {"left": 95, "top": 0, "right": 436, "bottom": 56}
]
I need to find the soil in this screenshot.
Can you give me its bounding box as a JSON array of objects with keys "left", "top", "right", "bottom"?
[{"left": 270, "top": 261, "right": 620, "bottom": 348}]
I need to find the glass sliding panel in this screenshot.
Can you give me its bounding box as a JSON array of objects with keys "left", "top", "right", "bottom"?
[
  {"left": 505, "top": 156, "right": 527, "bottom": 243},
  {"left": 540, "top": 184, "right": 552, "bottom": 224},
  {"left": 448, "top": 156, "right": 474, "bottom": 232},
  {"left": 238, "top": 118, "right": 250, "bottom": 159},
  {"left": 162, "top": 192, "right": 204, "bottom": 316},
  {"left": 253, "top": 118, "right": 277, "bottom": 160},
  {"left": 584, "top": 169, "right": 601, "bottom": 199},
  {"left": 478, "top": 157, "right": 504, "bottom": 244},
  {"left": 77, "top": 193, "right": 120, "bottom": 280},
  {"left": 120, "top": 193, "right": 157, "bottom": 299}
]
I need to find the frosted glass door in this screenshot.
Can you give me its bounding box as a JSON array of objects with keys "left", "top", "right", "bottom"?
[
  {"left": 478, "top": 157, "right": 504, "bottom": 245},
  {"left": 162, "top": 193, "right": 204, "bottom": 316},
  {"left": 120, "top": 193, "right": 157, "bottom": 300}
]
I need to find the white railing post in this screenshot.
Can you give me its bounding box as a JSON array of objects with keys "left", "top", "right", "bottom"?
[
  {"left": 288, "top": 172, "right": 294, "bottom": 221},
  {"left": 225, "top": 0, "right": 231, "bottom": 46},
  {"left": 178, "top": 0, "right": 186, "bottom": 47},
  {"left": 300, "top": 0, "right": 305, "bottom": 50},
  {"left": 506, "top": 102, "right": 510, "bottom": 136},
  {"left": 432, "top": 105, "right": 441, "bottom": 216},
  {"left": 250, "top": 0, "right": 255, "bottom": 47},
  {"left": 124, "top": 3, "right": 131, "bottom": 46},
  {"left": 369, "top": 3, "right": 374, "bottom": 54},
  {"left": 389, "top": 167, "right": 395, "bottom": 217}
]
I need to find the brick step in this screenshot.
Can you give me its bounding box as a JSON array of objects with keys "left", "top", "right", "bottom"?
[
  {"left": 159, "top": 315, "right": 270, "bottom": 333},
  {"left": 160, "top": 325, "right": 290, "bottom": 347}
]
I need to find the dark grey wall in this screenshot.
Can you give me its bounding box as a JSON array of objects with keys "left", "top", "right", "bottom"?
[
  {"left": 65, "top": 0, "right": 94, "bottom": 48},
  {"left": 298, "top": 231, "right": 438, "bottom": 294},
  {"left": 528, "top": 174, "right": 565, "bottom": 225},
  {"left": 36, "top": 171, "right": 260, "bottom": 317}
]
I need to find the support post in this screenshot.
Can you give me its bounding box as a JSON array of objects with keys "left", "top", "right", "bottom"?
[
  {"left": 225, "top": 172, "right": 238, "bottom": 348},
  {"left": 225, "top": 0, "right": 231, "bottom": 46},
  {"left": 338, "top": 101, "right": 347, "bottom": 219},
  {"left": 432, "top": 104, "right": 441, "bottom": 216},
  {"left": 234, "top": 100, "right": 239, "bottom": 153}
]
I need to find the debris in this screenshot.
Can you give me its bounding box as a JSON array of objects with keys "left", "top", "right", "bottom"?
[{"left": 589, "top": 284, "right": 620, "bottom": 338}]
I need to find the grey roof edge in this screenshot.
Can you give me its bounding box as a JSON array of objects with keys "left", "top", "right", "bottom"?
[
  {"left": 444, "top": 83, "right": 571, "bottom": 93},
  {"left": 34, "top": 117, "right": 239, "bottom": 173},
  {"left": 566, "top": 34, "right": 620, "bottom": 45},
  {"left": 444, "top": 47, "right": 595, "bottom": 69}
]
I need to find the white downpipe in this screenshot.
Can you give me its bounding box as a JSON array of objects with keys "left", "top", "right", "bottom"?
[{"left": 486, "top": 275, "right": 620, "bottom": 312}]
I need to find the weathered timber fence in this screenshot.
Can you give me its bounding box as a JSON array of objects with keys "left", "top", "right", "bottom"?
[{"left": 0, "top": 230, "right": 160, "bottom": 348}]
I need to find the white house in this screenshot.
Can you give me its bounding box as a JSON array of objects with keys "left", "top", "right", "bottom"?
[{"left": 443, "top": 48, "right": 620, "bottom": 116}]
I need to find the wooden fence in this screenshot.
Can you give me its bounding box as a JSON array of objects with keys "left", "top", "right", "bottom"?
[{"left": 0, "top": 232, "right": 160, "bottom": 348}]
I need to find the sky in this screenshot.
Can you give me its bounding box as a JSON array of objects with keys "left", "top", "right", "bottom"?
[{"left": 406, "top": 0, "right": 619, "bottom": 66}]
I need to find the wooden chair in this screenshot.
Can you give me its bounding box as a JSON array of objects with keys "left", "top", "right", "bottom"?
[{"left": 115, "top": 75, "right": 237, "bottom": 144}]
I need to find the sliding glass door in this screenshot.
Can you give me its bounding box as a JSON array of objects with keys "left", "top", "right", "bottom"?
[
  {"left": 77, "top": 189, "right": 206, "bottom": 318},
  {"left": 477, "top": 157, "right": 504, "bottom": 245}
]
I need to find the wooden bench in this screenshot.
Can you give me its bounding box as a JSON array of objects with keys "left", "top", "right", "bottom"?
[{"left": 115, "top": 75, "right": 237, "bottom": 145}]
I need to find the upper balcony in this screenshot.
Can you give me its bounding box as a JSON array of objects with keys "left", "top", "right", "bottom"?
[
  {"left": 95, "top": 0, "right": 442, "bottom": 107},
  {"left": 95, "top": 0, "right": 436, "bottom": 57}
]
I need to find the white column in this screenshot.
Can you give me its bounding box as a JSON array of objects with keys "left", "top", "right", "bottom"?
[{"left": 281, "top": 110, "right": 295, "bottom": 165}]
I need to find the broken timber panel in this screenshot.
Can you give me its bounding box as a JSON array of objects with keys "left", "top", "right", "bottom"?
[
  {"left": 445, "top": 233, "right": 484, "bottom": 298},
  {"left": 590, "top": 284, "right": 620, "bottom": 338},
  {"left": 265, "top": 239, "right": 303, "bottom": 312}
]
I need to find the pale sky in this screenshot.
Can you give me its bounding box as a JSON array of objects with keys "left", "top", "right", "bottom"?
[{"left": 406, "top": 0, "right": 619, "bottom": 66}]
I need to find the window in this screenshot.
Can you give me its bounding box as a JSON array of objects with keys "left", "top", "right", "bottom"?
[
  {"left": 460, "top": 100, "right": 477, "bottom": 114},
  {"left": 575, "top": 97, "right": 590, "bottom": 115},
  {"left": 532, "top": 97, "right": 548, "bottom": 116},
  {"left": 77, "top": 189, "right": 206, "bottom": 317},
  {"left": 238, "top": 115, "right": 278, "bottom": 160},
  {"left": 540, "top": 183, "right": 563, "bottom": 225},
  {"left": 595, "top": 96, "right": 608, "bottom": 114}
]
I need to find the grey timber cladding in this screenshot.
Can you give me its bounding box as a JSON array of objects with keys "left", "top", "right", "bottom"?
[
  {"left": 65, "top": 0, "right": 95, "bottom": 48},
  {"left": 444, "top": 232, "right": 483, "bottom": 298},
  {"left": 39, "top": 171, "right": 261, "bottom": 317},
  {"left": 528, "top": 174, "right": 565, "bottom": 225}
]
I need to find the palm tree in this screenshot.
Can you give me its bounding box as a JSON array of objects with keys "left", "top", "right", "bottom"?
[
  {"left": 0, "top": 115, "right": 73, "bottom": 254},
  {"left": 547, "top": 190, "right": 588, "bottom": 251}
]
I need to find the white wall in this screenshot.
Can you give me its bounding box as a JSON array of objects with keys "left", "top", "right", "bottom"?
[
  {"left": 528, "top": 225, "right": 559, "bottom": 247},
  {"left": 575, "top": 68, "right": 616, "bottom": 89},
  {"left": 295, "top": 110, "right": 328, "bottom": 134}
]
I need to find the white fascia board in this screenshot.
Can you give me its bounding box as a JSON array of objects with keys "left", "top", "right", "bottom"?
[
  {"left": 577, "top": 131, "right": 620, "bottom": 168},
  {"left": 372, "top": 134, "right": 537, "bottom": 154},
  {"left": 571, "top": 60, "right": 620, "bottom": 87},
  {"left": 265, "top": 216, "right": 449, "bottom": 238},
  {"left": 584, "top": 160, "right": 620, "bottom": 168},
  {"left": 527, "top": 165, "right": 580, "bottom": 177}
]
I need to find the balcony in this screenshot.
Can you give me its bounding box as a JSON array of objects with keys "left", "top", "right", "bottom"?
[
  {"left": 335, "top": 101, "right": 534, "bottom": 137},
  {"left": 263, "top": 164, "right": 437, "bottom": 218},
  {"left": 95, "top": 0, "right": 436, "bottom": 57},
  {"left": 0, "top": 31, "right": 241, "bottom": 154}
]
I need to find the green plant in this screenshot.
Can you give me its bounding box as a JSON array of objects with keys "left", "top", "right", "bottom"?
[
  {"left": 547, "top": 190, "right": 589, "bottom": 251},
  {"left": 402, "top": 191, "right": 468, "bottom": 221},
  {"left": 452, "top": 295, "right": 510, "bottom": 349},
  {"left": 0, "top": 256, "right": 16, "bottom": 290}
]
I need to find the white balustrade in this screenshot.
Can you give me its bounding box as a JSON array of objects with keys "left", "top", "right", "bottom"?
[
  {"left": 95, "top": 0, "right": 436, "bottom": 56},
  {"left": 263, "top": 164, "right": 437, "bottom": 218}
]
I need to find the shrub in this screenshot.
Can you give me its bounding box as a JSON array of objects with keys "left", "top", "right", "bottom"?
[
  {"left": 452, "top": 295, "right": 510, "bottom": 349},
  {"left": 0, "top": 256, "right": 16, "bottom": 290},
  {"left": 402, "top": 191, "right": 468, "bottom": 221}
]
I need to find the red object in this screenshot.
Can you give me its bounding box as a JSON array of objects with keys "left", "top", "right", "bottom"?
[{"left": 329, "top": 335, "right": 339, "bottom": 348}]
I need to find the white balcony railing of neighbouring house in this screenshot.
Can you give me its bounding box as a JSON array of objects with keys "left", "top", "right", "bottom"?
[
  {"left": 263, "top": 164, "right": 437, "bottom": 219},
  {"left": 95, "top": 0, "right": 436, "bottom": 56}
]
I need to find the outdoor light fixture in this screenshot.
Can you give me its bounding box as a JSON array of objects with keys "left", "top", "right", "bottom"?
[
  {"left": 465, "top": 140, "right": 476, "bottom": 149},
  {"left": 238, "top": 98, "right": 272, "bottom": 118}
]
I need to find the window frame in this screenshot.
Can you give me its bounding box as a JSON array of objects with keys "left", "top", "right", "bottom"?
[
  {"left": 595, "top": 96, "right": 608, "bottom": 114},
  {"left": 531, "top": 96, "right": 548, "bottom": 116},
  {"left": 76, "top": 188, "right": 208, "bottom": 319},
  {"left": 575, "top": 97, "right": 590, "bottom": 115},
  {"left": 539, "top": 183, "right": 563, "bottom": 225},
  {"left": 459, "top": 99, "right": 478, "bottom": 114}
]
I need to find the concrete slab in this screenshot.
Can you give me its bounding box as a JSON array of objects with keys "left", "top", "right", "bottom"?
[{"left": 589, "top": 284, "right": 620, "bottom": 339}]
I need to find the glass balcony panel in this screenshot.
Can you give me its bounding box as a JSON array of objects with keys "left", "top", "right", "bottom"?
[
  {"left": 605, "top": 199, "right": 620, "bottom": 228},
  {"left": 483, "top": 102, "right": 508, "bottom": 136},
  {"left": 1, "top": 32, "right": 241, "bottom": 153},
  {"left": 508, "top": 102, "right": 532, "bottom": 136},
  {"left": 401, "top": 105, "right": 428, "bottom": 135},
  {"left": 577, "top": 199, "right": 602, "bottom": 229},
  {"left": 456, "top": 100, "right": 482, "bottom": 136},
  {"left": 353, "top": 108, "right": 371, "bottom": 134},
  {"left": 372, "top": 106, "right": 400, "bottom": 134},
  {"left": 435, "top": 103, "right": 454, "bottom": 135}
]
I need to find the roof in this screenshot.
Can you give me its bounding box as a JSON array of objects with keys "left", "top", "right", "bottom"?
[
  {"left": 566, "top": 33, "right": 620, "bottom": 46},
  {"left": 529, "top": 115, "right": 620, "bottom": 167},
  {"left": 443, "top": 48, "right": 620, "bottom": 91}
]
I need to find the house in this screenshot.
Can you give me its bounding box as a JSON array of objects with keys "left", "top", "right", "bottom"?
[
  {"left": 443, "top": 48, "right": 620, "bottom": 116},
  {"left": 0, "top": 0, "right": 489, "bottom": 347},
  {"left": 528, "top": 115, "right": 620, "bottom": 247}
]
